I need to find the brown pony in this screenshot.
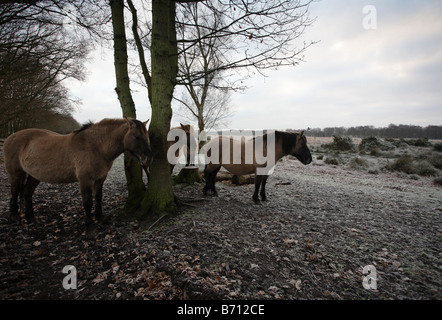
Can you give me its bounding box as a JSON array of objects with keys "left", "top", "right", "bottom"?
[
  {"left": 3, "top": 118, "right": 151, "bottom": 227},
  {"left": 202, "top": 131, "right": 312, "bottom": 203},
  {"left": 168, "top": 123, "right": 198, "bottom": 173}
]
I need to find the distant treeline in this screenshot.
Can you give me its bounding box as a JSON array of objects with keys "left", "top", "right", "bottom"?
[{"left": 299, "top": 124, "right": 442, "bottom": 139}]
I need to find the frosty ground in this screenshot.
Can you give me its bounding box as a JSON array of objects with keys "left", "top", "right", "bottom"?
[{"left": 0, "top": 139, "right": 441, "bottom": 299}]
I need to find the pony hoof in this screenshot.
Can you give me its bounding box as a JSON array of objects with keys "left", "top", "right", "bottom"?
[
  {"left": 25, "top": 216, "right": 38, "bottom": 224},
  {"left": 9, "top": 215, "right": 21, "bottom": 224},
  {"left": 85, "top": 222, "right": 100, "bottom": 234}
]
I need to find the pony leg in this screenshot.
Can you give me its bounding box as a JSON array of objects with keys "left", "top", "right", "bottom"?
[
  {"left": 260, "top": 175, "right": 269, "bottom": 201},
  {"left": 253, "top": 175, "right": 263, "bottom": 203},
  {"left": 23, "top": 175, "right": 40, "bottom": 222},
  {"left": 9, "top": 172, "right": 26, "bottom": 222},
  {"left": 93, "top": 179, "right": 105, "bottom": 222},
  {"left": 203, "top": 165, "right": 211, "bottom": 195},
  {"left": 203, "top": 164, "right": 221, "bottom": 196},
  {"left": 210, "top": 167, "right": 221, "bottom": 195},
  {"left": 80, "top": 183, "right": 94, "bottom": 228}
]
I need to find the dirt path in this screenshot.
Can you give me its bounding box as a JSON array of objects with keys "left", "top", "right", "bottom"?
[{"left": 0, "top": 155, "right": 441, "bottom": 299}]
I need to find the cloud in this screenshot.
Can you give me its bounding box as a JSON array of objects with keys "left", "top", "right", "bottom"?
[
  {"left": 69, "top": 50, "right": 151, "bottom": 124},
  {"left": 230, "top": 0, "right": 442, "bottom": 129},
  {"left": 68, "top": 0, "right": 442, "bottom": 130}
]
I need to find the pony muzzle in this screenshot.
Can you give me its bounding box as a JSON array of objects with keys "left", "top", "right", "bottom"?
[
  {"left": 302, "top": 154, "right": 313, "bottom": 165},
  {"left": 139, "top": 154, "right": 151, "bottom": 168},
  {"left": 138, "top": 155, "right": 152, "bottom": 178}
]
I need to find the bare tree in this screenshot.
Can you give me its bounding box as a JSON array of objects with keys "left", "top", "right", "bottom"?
[
  {"left": 10, "top": 0, "right": 314, "bottom": 218},
  {"left": 131, "top": 0, "right": 315, "bottom": 218},
  {"left": 109, "top": 0, "right": 146, "bottom": 212},
  {"left": 175, "top": 83, "right": 234, "bottom": 132},
  {"left": 176, "top": 1, "right": 315, "bottom": 83},
  {"left": 174, "top": 2, "right": 235, "bottom": 132},
  {"left": 0, "top": 1, "right": 95, "bottom": 136}
]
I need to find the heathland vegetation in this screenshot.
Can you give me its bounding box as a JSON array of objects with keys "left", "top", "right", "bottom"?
[
  {"left": 302, "top": 124, "right": 442, "bottom": 139},
  {"left": 311, "top": 134, "right": 442, "bottom": 186}
]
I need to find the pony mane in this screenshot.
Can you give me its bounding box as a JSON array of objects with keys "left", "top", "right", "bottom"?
[
  {"left": 251, "top": 131, "right": 298, "bottom": 154},
  {"left": 73, "top": 121, "right": 94, "bottom": 134},
  {"left": 276, "top": 131, "right": 299, "bottom": 154},
  {"left": 73, "top": 119, "right": 129, "bottom": 135}
]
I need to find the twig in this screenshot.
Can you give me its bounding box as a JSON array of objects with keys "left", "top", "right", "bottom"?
[
  {"left": 180, "top": 202, "right": 199, "bottom": 208},
  {"left": 148, "top": 214, "right": 167, "bottom": 231},
  {"left": 178, "top": 197, "right": 209, "bottom": 202}
]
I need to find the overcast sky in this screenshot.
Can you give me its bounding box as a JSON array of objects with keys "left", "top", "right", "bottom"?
[{"left": 69, "top": 0, "right": 442, "bottom": 131}]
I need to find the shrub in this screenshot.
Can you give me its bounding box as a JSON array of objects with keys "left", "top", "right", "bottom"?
[
  {"left": 370, "top": 148, "right": 380, "bottom": 156},
  {"left": 430, "top": 154, "right": 442, "bottom": 170},
  {"left": 434, "top": 143, "right": 442, "bottom": 152},
  {"left": 387, "top": 155, "right": 439, "bottom": 177},
  {"left": 416, "top": 161, "right": 438, "bottom": 177},
  {"left": 405, "top": 137, "right": 431, "bottom": 147},
  {"left": 387, "top": 155, "right": 416, "bottom": 174},
  {"left": 386, "top": 138, "right": 409, "bottom": 148},
  {"left": 434, "top": 177, "right": 442, "bottom": 186},
  {"left": 324, "top": 157, "right": 340, "bottom": 165},
  {"left": 360, "top": 136, "right": 395, "bottom": 152},
  {"left": 323, "top": 135, "right": 355, "bottom": 152},
  {"left": 349, "top": 157, "right": 369, "bottom": 170}
]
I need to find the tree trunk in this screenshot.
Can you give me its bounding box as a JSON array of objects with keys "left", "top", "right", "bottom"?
[
  {"left": 110, "top": 0, "right": 145, "bottom": 213},
  {"left": 138, "top": 0, "right": 178, "bottom": 220},
  {"left": 174, "top": 167, "right": 202, "bottom": 185}
]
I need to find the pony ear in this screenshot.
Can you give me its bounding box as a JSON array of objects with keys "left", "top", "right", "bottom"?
[
  {"left": 143, "top": 119, "right": 150, "bottom": 127},
  {"left": 180, "top": 123, "right": 186, "bottom": 130},
  {"left": 300, "top": 130, "right": 305, "bottom": 137},
  {"left": 124, "top": 117, "right": 137, "bottom": 129}
]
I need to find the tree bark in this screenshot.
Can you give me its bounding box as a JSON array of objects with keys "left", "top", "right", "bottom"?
[
  {"left": 174, "top": 167, "right": 202, "bottom": 185},
  {"left": 138, "top": 0, "right": 178, "bottom": 220},
  {"left": 110, "top": 0, "right": 145, "bottom": 213}
]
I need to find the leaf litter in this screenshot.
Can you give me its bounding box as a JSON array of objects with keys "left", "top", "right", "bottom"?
[{"left": 0, "top": 155, "right": 441, "bottom": 299}]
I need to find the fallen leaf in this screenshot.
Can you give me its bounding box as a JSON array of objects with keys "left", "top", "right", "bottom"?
[{"left": 283, "top": 238, "right": 296, "bottom": 245}]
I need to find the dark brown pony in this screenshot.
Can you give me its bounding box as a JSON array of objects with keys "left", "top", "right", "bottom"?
[
  {"left": 3, "top": 118, "right": 151, "bottom": 227},
  {"left": 202, "top": 131, "right": 312, "bottom": 203},
  {"left": 168, "top": 123, "right": 198, "bottom": 173}
]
